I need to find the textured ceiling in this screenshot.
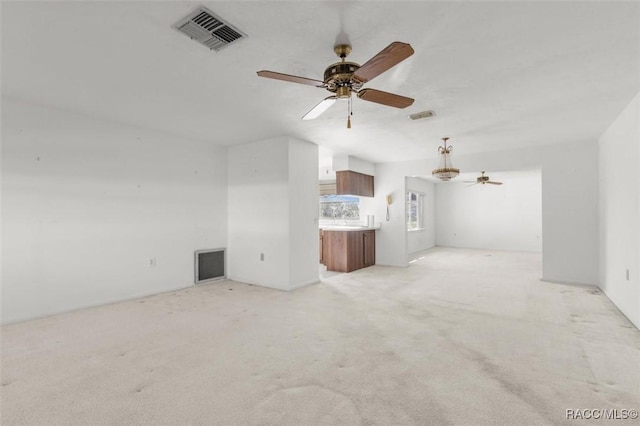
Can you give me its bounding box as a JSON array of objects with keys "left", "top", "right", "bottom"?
[{"left": 2, "top": 1, "right": 639, "bottom": 163}]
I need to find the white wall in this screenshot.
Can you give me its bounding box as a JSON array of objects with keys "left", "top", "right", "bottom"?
[
  {"left": 288, "top": 140, "right": 321, "bottom": 289},
  {"left": 455, "top": 144, "right": 599, "bottom": 285},
  {"left": 406, "top": 177, "right": 436, "bottom": 254},
  {"left": 540, "top": 142, "right": 599, "bottom": 285},
  {"left": 367, "top": 140, "right": 599, "bottom": 285},
  {"left": 599, "top": 92, "right": 640, "bottom": 328},
  {"left": 358, "top": 162, "right": 408, "bottom": 267},
  {"left": 227, "top": 138, "right": 289, "bottom": 289},
  {"left": 227, "top": 137, "right": 318, "bottom": 291},
  {"left": 332, "top": 155, "right": 375, "bottom": 176},
  {"left": 1, "top": 98, "right": 228, "bottom": 324},
  {"left": 435, "top": 171, "right": 542, "bottom": 252}
]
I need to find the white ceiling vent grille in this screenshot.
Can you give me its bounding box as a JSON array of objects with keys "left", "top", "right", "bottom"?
[
  {"left": 408, "top": 110, "right": 436, "bottom": 121},
  {"left": 173, "top": 6, "right": 247, "bottom": 52}
]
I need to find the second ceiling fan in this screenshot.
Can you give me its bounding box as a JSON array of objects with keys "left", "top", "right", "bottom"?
[
  {"left": 257, "top": 41, "right": 415, "bottom": 127},
  {"left": 465, "top": 171, "right": 503, "bottom": 187}
]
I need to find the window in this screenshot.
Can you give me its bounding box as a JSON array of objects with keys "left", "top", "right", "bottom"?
[
  {"left": 406, "top": 192, "right": 423, "bottom": 230},
  {"left": 320, "top": 195, "right": 360, "bottom": 221}
]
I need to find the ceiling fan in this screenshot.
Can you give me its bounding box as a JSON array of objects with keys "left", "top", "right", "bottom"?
[
  {"left": 257, "top": 42, "right": 415, "bottom": 127},
  {"left": 465, "top": 171, "right": 503, "bottom": 186}
]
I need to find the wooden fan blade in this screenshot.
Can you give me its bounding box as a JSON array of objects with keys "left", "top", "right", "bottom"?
[
  {"left": 257, "top": 70, "right": 325, "bottom": 87},
  {"left": 487, "top": 181, "right": 503, "bottom": 185},
  {"left": 352, "top": 42, "right": 414, "bottom": 84},
  {"left": 357, "top": 88, "right": 414, "bottom": 108}
]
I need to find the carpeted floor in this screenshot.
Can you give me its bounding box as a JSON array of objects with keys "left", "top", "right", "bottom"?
[{"left": 1, "top": 247, "right": 639, "bottom": 425}]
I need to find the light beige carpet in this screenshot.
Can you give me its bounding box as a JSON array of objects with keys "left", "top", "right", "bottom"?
[{"left": 1, "top": 247, "right": 639, "bottom": 425}]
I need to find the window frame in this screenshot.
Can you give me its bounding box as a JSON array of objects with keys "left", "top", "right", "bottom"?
[
  {"left": 319, "top": 194, "right": 361, "bottom": 223},
  {"left": 406, "top": 191, "right": 424, "bottom": 231}
]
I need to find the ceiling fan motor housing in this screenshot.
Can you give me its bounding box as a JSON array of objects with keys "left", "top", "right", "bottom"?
[{"left": 323, "top": 62, "right": 363, "bottom": 97}]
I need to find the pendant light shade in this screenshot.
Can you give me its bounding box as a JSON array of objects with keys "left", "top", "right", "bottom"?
[{"left": 432, "top": 137, "right": 460, "bottom": 181}]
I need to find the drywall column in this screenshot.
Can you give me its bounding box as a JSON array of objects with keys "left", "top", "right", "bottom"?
[
  {"left": 1, "top": 98, "right": 228, "bottom": 324},
  {"left": 227, "top": 137, "right": 318, "bottom": 290},
  {"left": 598, "top": 92, "right": 640, "bottom": 328},
  {"left": 540, "top": 142, "right": 599, "bottom": 284},
  {"left": 289, "top": 140, "right": 321, "bottom": 289}
]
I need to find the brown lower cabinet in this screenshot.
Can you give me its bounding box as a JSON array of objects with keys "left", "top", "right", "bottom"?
[{"left": 321, "top": 230, "right": 375, "bottom": 272}]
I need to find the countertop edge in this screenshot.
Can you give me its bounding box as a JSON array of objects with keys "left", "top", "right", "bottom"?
[{"left": 319, "top": 226, "right": 381, "bottom": 231}]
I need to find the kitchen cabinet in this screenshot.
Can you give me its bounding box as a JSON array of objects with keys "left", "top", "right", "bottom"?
[
  {"left": 322, "top": 229, "right": 376, "bottom": 272},
  {"left": 336, "top": 171, "right": 374, "bottom": 197},
  {"left": 362, "top": 230, "right": 375, "bottom": 267}
]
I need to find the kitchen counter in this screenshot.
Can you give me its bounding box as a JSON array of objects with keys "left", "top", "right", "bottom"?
[
  {"left": 319, "top": 227, "right": 377, "bottom": 272},
  {"left": 319, "top": 225, "right": 381, "bottom": 231}
]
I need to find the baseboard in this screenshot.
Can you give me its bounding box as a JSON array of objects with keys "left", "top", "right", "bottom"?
[
  {"left": 226, "top": 275, "right": 288, "bottom": 291},
  {"left": 290, "top": 278, "right": 320, "bottom": 290},
  {"left": 599, "top": 286, "right": 640, "bottom": 330},
  {"left": 1, "top": 282, "right": 195, "bottom": 326},
  {"left": 375, "top": 262, "right": 409, "bottom": 268},
  {"left": 227, "top": 275, "right": 319, "bottom": 292},
  {"left": 540, "top": 278, "right": 598, "bottom": 288}
]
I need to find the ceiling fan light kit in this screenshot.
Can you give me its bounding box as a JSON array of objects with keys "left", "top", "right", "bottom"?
[
  {"left": 302, "top": 96, "right": 337, "bottom": 120},
  {"left": 257, "top": 41, "right": 415, "bottom": 127},
  {"left": 432, "top": 137, "right": 460, "bottom": 181}
]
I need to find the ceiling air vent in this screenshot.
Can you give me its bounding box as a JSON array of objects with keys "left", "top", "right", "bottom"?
[
  {"left": 409, "top": 110, "right": 436, "bottom": 120},
  {"left": 173, "top": 6, "right": 247, "bottom": 52}
]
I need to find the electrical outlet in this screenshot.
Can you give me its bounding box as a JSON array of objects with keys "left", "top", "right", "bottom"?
[{"left": 260, "top": 253, "right": 264, "bottom": 261}]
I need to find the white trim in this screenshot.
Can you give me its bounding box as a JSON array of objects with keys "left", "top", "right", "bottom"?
[
  {"left": 226, "top": 276, "right": 319, "bottom": 291},
  {"left": 1, "top": 283, "right": 196, "bottom": 326},
  {"left": 290, "top": 279, "right": 320, "bottom": 290},
  {"left": 599, "top": 286, "right": 640, "bottom": 330},
  {"left": 406, "top": 191, "right": 424, "bottom": 231},
  {"left": 539, "top": 278, "right": 597, "bottom": 288},
  {"left": 227, "top": 275, "right": 287, "bottom": 291}
]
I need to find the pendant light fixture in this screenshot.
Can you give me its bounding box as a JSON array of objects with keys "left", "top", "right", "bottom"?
[{"left": 432, "top": 137, "right": 460, "bottom": 181}]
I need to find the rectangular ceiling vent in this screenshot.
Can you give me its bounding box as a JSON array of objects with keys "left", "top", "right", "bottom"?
[
  {"left": 173, "top": 6, "right": 247, "bottom": 52},
  {"left": 408, "top": 110, "right": 436, "bottom": 121}
]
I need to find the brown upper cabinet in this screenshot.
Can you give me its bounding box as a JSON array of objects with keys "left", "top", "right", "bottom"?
[{"left": 336, "top": 170, "right": 374, "bottom": 197}]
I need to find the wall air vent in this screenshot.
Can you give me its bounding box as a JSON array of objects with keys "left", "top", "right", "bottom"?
[
  {"left": 173, "top": 6, "right": 247, "bottom": 52},
  {"left": 195, "top": 248, "right": 226, "bottom": 284}
]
